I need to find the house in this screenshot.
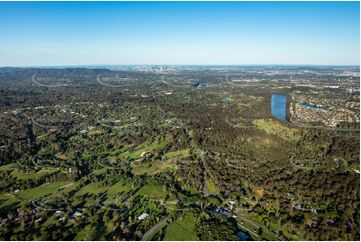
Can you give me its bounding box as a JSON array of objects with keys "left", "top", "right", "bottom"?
[
  {"left": 72, "top": 211, "right": 83, "bottom": 218},
  {"left": 228, "top": 200, "right": 235, "bottom": 205},
  {"left": 220, "top": 210, "right": 230, "bottom": 218},
  {"left": 138, "top": 212, "right": 149, "bottom": 220},
  {"left": 311, "top": 217, "right": 318, "bottom": 227},
  {"left": 325, "top": 218, "right": 335, "bottom": 227},
  {"left": 227, "top": 199, "right": 235, "bottom": 210},
  {"left": 294, "top": 204, "right": 302, "bottom": 210}
]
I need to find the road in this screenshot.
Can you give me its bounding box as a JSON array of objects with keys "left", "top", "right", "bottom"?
[
  {"left": 235, "top": 211, "right": 279, "bottom": 240},
  {"left": 236, "top": 222, "right": 259, "bottom": 238},
  {"left": 186, "top": 129, "right": 213, "bottom": 197},
  {"left": 231, "top": 207, "right": 280, "bottom": 240},
  {"left": 141, "top": 217, "right": 168, "bottom": 241},
  {"left": 290, "top": 118, "right": 359, "bottom": 133},
  {"left": 32, "top": 73, "right": 70, "bottom": 87}
]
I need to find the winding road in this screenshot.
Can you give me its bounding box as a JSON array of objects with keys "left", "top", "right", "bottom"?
[{"left": 141, "top": 217, "right": 168, "bottom": 241}]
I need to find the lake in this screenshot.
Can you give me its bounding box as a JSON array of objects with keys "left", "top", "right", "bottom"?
[
  {"left": 236, "top": 231, "right": 251, "bottom": 240},
  {"left": 221, "top": 97, "right": 230, "bottom": 104},
  {"left": 271, "top": 93, "right": 287, "bottom": 121},
  {"left": 193, "top": 82, "right": 208, "bottom": 89},
  {"left": 300, "top": 101, "right": 323, "bottom": 109}
]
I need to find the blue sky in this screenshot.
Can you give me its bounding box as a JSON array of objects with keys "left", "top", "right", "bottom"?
[{"left": 0, "top": 1, "right": 359, "bottom": 66}]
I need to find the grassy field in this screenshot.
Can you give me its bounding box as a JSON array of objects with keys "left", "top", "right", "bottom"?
[
  {"left": 91, "top": 168, "right": 108, "bottom": 175},
  {"left": 107, "top": 180, "right": 133, "bottom": 195},
  {"left": 132, "top": 149, "right": 190, "bottom": 175},
  {"left": 205, "top": 177, "right": 218, "bottom": 194},
  {"left": 10, "top": 169, "right": 57, "bottom": 181},
  {"left": 0, "top": 163, "right": 18, "bottom": 171},
  {"left": 136, "top": 181, "right": 166, "bottom": 198},
  {"left": 76, "top": 180, "right": 133, "bottom": 197},
  {"left": 163, "top": 149, "right": 190, "bottom": 160},
  {"left": 42, "top": 214, "right": 58, "bottom": 227},
  {"left": 164, "top": 213, "right": 198, "bottom": 240},
  {"left": 74, "top": 224, "right": 94, "bottom": 240},
  {"left": 76, "top": 182, "right": 109, "bottom": 196},
  {"left": 253, "top": 119, "right": 301, "bottom": 142},
  {"left": 0, "top": 193, "right": 21, "bottom": 209},
  {"left": 17, "top": 181, "right": 71, "bottom": 200},
  {"left": 132, "top": 160, "right": 177, "bottom": 176},
  {"left": 120, "top": 138, "right": 169, "bottom": 161}
]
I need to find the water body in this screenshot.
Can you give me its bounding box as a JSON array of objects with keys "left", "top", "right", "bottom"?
[
  {"left": 271, "top": 93, "right": 287, "bottom": 121},
  {"left": 236, "top": 231, "right": 251, "bottom": 240},
  {"left": 221, "top": 97, "right": 230, "bottom": 104},
  {"left": 300, "top": 101, "right": 323, "bottom": 109},
  {"left": 193, "top": 82, "right": 208, "bottom": 89}
]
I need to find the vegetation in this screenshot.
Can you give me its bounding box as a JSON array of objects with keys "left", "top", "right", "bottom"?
[
  {"left": 0, "top": 66, "right": 359, "bottom": 241},
  {"left": 164, "top": 213, "right": 198, "bottom": 240},
  {"left": 253, "top": 118, "right": 301, "bottom": 141}
]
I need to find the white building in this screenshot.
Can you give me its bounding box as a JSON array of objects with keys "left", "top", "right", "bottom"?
[{"left": 138, "top": 212, "right": 149, "bottom": 220}]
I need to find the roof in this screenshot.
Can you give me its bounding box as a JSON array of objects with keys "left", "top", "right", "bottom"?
[{"left": 138, "top": 212, "right": 149, "bottom": 220}]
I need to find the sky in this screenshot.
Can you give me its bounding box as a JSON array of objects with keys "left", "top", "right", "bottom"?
[{"left": 0, "top": 1, "right": 359, "bottom": 66}]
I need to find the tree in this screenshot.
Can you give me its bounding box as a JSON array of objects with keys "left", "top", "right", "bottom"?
[{"left": 258, "top": 227, "right": 263, "bottom": 236}]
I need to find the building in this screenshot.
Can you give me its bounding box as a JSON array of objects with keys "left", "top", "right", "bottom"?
[{"left": 138, "top": 212, "right": 149, "bottom": 221}]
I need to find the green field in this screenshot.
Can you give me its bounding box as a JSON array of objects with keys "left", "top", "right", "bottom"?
[
  {"left": 107, "top": 180, "right": 133, "bottom": 195},
  {"left": 120, "top": 138, "right": 169, "bottom": 160},
  {"left": 91, "top": 168, "right": 108, "bottom": 175},
  {"left": 0, "top": 163, "right": 18, "bottom": 171},
  {"left": 136, "top": 181, "right": 166, "bottom": 198},
  {"left": 253, "top": 119, "right": 301, "bottom": 141},
  {"left": 205, "top": 177, "right": 217, "bottom": 194},
  {"left": 164, "top": 213, "right": 198, "bottom": 240},
  {"left": 76, "top": 182, "right": 109, "bottom": 196},
  {"left": 163, "top": 149, "right": 190, "bottom": 160},
  {"left": 132, "top": 160, "right": 177, "bottom": 175},
  {"left": 0, "top": 193, "right": 21, "bottom": 209},
  {"left": 74, "top": 224, "right": 94, "bottom": 240},
  {"left": 17, "top": 181, "right": 71, "bottom": 200},
  {"left": 10, "top": 169, "right": 57, "bottom": 181}
]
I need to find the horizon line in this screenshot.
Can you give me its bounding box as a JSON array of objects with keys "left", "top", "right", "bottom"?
[{"left": 1, "top": 64, "right": 360, "bottom": 68}]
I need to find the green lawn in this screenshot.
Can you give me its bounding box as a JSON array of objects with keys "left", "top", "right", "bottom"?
[
  {"left": 253, "top": 119, "right": 301, "bottom": 142},
  {"left": 76, "top": 180, "right": 133, "bottom": 197},
  {"left": 120, "top": 138, "right": 169, "bottom": 160},
  {"left": 17, "top": 181, "right": 71, "bottom": 200},
  {"left": 136, "top": 181, "right": 166, "bottom": 198},
  {"left": 107, "top": 180, "right": 133, "bottom": 195},
  {"left": 11, "top": 169, "right": 57, "bottom": 181},
  {"left": 205, "top": 177, "right": 217, "bottom": 194},
  {"left": 132, "top": 160, "right": 177, "bottom": 176},
  {"left": 76, "top": 182, "right": 109, "bottom": 196},
  {"left": 0, "top": 193, "right": 21, "bottom": 209},
  {"left": 74, "top": 224, "right": 94, "bottom": 240},
  {"left": 164, "top": 213, "right": 198, "bottom": 240},
  {"left": 91, "top": 168, "right": 108, "bottom": 175},
  {"left": 0, "top": 163, "right": 18, "bottom": 171},
  {"left": 42, "top": 214, "right": 58, "bottom": 227},
  {"left": 163, "top": 149, "right": 190, "bottom": 160}
]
